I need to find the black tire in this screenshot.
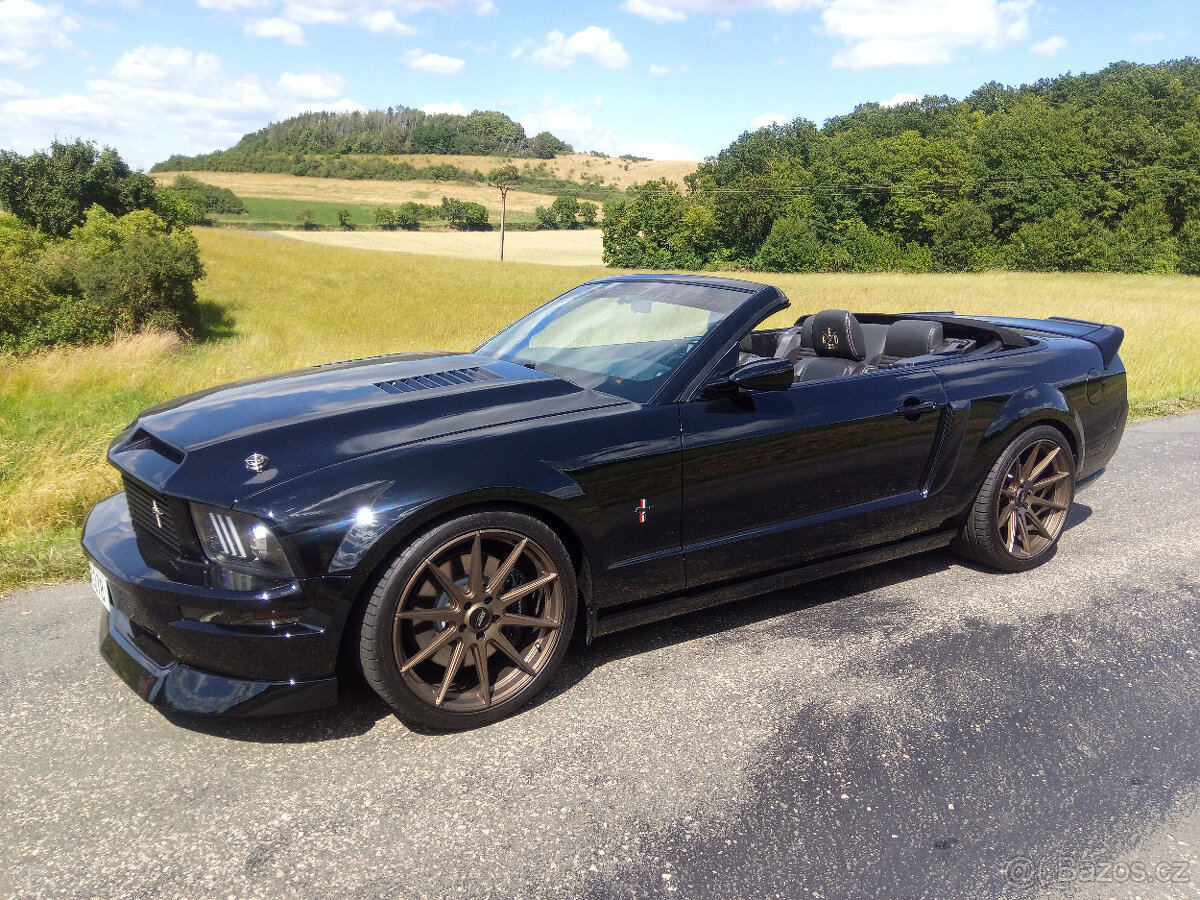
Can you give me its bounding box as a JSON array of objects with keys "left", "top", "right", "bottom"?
[
  {"left": 955, "top": 425, "right": 1076, "bottom": 573},
  {"left": 359, "top": 509, "right": 577, "bottom": 730}
]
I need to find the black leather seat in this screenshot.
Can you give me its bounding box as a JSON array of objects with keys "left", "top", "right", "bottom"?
[
  {"left": 877, "top": 320, "right": 944, "bottom": 366},
  {"left": 794, "top": 309, "right": 870, "bottom": 382},
  {"left": 773, "top": 315, "right": 814, "bottom": 363}
]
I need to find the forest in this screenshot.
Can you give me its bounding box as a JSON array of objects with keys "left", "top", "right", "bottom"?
[
  {"left": 153, "top": 107, "right": 572, "bottom": 173},
  {"left": 602, "top": 59, "right": 1200, "bottom": 274}
]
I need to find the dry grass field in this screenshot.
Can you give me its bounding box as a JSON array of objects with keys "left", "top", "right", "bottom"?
[
  {"left": 151, "top": 170, "right": 563, "bottom": 215},
  {"left": 276, "top": 228, "right": 603, "bottom": 266},
  {"left": 2, "top": 228, "right": 1197, "bottom": 592},
  {"left": 150, "top": 155, "right": 699, "bottom": 218}
]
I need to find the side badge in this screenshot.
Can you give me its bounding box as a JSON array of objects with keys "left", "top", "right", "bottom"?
[
  {"left": 245, "top": 453, "right": 269, "bottom": 473},
  {"left": 635, "top": 498, "right": 651, "bottom": 524}
]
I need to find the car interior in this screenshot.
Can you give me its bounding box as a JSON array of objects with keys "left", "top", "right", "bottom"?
[{"left": 739, "top": 308, "right": 1013, "bottom": 382}]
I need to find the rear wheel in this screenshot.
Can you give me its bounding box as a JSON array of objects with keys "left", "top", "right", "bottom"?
[
  {"left": 956, "top": 425, "right": 1075, "bottom": 572},
  {"left": 359, "top": 510, "right": 576, "bottom": 730}
]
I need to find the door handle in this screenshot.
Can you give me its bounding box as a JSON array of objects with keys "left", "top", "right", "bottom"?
[{"left": 893, "top": 399, "right": 939, "bottom": 418}]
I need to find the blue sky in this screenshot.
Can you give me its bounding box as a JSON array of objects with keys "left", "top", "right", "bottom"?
[{"left": 0, "top": 0, "right": 1195, "bottom": 169}]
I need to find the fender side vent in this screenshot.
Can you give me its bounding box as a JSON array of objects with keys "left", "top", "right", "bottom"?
[{"left": 375, "top": 366, "right": 500, "bottom": 394}]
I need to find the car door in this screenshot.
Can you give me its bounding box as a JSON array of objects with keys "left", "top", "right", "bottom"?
[{"left": 679, "top": 368, "right": 948, "bottom": 588}]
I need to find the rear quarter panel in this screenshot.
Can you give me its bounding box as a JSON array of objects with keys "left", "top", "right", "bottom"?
[{"left": 929, "top": 336, "right": 1127, "bottom": 524}]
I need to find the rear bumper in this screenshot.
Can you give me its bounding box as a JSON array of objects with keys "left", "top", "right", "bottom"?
[{"left": 83, "top": 492, "right": 365, "bottom": 716}]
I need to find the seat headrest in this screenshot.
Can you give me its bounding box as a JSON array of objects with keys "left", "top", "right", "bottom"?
[
  {"left": 811, "top": 309, "right": 866, "bottom": 361},
  {"left": 884, "top": 320, "right": 944, "bottom": 358},
  {"left": 800, "top": 316, "right": 814, "bottom": 349}
]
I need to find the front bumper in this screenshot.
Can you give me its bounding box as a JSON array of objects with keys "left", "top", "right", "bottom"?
[{"left": 83, "top": 492, "right": 365, "bottom": 716}]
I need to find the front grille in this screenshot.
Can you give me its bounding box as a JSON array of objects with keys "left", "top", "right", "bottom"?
[
  {"left": 375, "top": 366, "right": 500, "bottom": 395},
  {"left": 123, "top": 477, "right": 184, "bottom": 559}
]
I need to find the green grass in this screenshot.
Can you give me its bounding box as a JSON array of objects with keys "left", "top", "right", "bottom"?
[
  {"left": 2, "top": 231, "right": 1197, "bottom": 594},
  {"left": 211, "top": 197, "right": 540, "bottom": 229}
]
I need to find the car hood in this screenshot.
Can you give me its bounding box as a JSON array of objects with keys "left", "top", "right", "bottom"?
[{"left": 109, "top": 352, "right": 623, "bottom": 508}]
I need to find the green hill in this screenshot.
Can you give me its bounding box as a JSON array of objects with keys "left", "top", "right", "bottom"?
[{"left": 152, "top": 106, "right": 572, "bottom": 173}]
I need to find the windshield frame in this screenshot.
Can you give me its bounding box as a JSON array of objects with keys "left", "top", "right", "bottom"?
[{"left": 476, "top": 276, "right": 787, "bottom": 404}]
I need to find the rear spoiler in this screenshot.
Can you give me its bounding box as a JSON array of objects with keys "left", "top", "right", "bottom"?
[{"left": 1049, "top": 317, "right": 1125, "bottom": 368}]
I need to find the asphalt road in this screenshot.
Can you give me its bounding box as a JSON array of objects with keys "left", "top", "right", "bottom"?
[{"left": 3, "top": 412, "right": 1199, "bottom": 900}]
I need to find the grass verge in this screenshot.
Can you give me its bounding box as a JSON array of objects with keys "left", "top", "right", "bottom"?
[{"left": 2, "top": 234, "right": 1196, "bottom": 594}]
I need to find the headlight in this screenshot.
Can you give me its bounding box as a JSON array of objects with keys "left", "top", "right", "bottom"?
[{"left": 190, "top": 503, "right": 293, "bottom": 578}]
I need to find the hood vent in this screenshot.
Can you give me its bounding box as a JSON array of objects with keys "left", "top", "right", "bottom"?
[
  {"left": 124, "top": 428, "right": 185, "bottom": 463},
  {"left": 375, "top": 366, "right": 500, "bottom": 395}
]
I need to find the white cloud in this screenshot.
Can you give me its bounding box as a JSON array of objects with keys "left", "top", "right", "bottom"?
[
  {"left": 622, "top": 0, "right": 685, "bottom": 23},
  {"left": 1131, "top": 31, "right": 1165, "bottom": 44},
  {"left": 530, "top": 26, "right": 630, "bottom": 70},
  {"left": 198, "top": 1, "right": 492, "bottom": 38},
  {"left": 196, "top": 0, "right": 270, "bottom": 9},
  {"left": 622, "top": 0, "right": 822, "bottom": 23},
  {"left": 277, "top": 70, "right": 345, "bottom": 100},
  {"left": 713, "top": 18, "right": 732, "bottom": 33},
  {"left": 823, "top": 0, "right": 1033, "bottom": 68},
  {"left": 648, "top": 63, "right": 671, "bottom": 76},
  {"left": 521, "top": 97, "right": 616, "bottom": 152},
  {"left": 245, "top": 16, "right": 306, "bottom": 45},
  {"left": 359, "top": 9, "right": 418, "bottom": 35},
  {"left": 751, "top": 112, "right": 787, "bottom": 128},
  {"left": 881, "top": 92, "right": 919, "bottom": 107},
  {"left": 422, "top": 100, "right": 468, "bottom": 115},
  {"left": 1, "top": 45, "right": 363, "bottom": 168},
  {"left": 0, "top": 76, "right": 37, "bottom": 98},
  {"left": 622, "top": 138, "right": 700, "bottom": 161},
  {"left": 404, "top": 49, "right": 465, "bottom": 74},
  {"left": 1030, "top": 34, "right": 1066, "bottom": 56},
  {"left": 0, "top": 0, "right": 81, "bottom": 68}
]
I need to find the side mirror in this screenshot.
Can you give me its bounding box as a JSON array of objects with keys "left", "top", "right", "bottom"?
[{"left": 702, "top": 357, "right": 795, "bottom": 399}]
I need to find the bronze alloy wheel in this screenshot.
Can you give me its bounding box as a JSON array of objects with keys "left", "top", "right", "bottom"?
[
  {"left": 994, "top": 438, "right": 1073, "bottom": 560},
  {"left": 360, "top": 511, "right": 577, "bottom": 729},
  {"left": 955, "top": 424, "right": 1076, "bottom": 573}
]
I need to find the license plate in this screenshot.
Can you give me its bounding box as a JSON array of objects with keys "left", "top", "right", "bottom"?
[{"left": 89, "top": 562, "right": 112, "bottom": 611}]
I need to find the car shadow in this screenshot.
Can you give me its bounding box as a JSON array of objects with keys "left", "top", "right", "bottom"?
[
  {"left": 534, "top": 547, "right": 959, "bottom": 710},
  {"left": 160, "top": 676, "right": 393, "bottom": 743}
]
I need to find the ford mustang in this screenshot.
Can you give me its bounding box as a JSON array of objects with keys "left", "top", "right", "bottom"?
[{"left": 82, "top": 275, "right": 1128, "bottom": 729}]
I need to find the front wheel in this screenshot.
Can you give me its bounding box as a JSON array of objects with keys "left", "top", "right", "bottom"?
[
  {"left": 359, "top": 510, "right": 577, "bottom": 729},
  {"left": 955, "top": 425, "right": 1076, "bottom": 572}
]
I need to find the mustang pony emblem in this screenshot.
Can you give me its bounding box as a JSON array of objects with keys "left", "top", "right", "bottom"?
[
  {"left": 245, "top": 453, "right": 269, "bottom": 473},
  {"left": 150, "top": 500, "right": 164, "bottom": 529},
  {"left": 821, "top": 327, "right": 839, "bottom": 351},
  {"left": 636, "top": 498, "right": 651, "bottom": 523}
]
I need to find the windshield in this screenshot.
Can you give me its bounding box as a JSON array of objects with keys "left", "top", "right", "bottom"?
[{"left": 476, "top": 280, "right": 749, "bottom": 402}]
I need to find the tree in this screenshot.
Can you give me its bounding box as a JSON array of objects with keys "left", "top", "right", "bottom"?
[
  {"left": 487, "top": 165, "right": 520, "bottom": 260},
  {"left": 551, "top": 195, "right": 581, "bottom": 228},
  {"left": 296, "top": 208, "right": 316, "bottom": 229},
  {"left": 600, "top": 179, "right": 702, "bottom": 269},
  {"left": 0, "top": 140, "right": 157, "bottom": 239},
  {"left": 752, "top": 216, "right": 828, "bottom": 272},
  {"left": 336, "top": 208, "right": 353, "bottom": 229},
  {"left": 440, "top": 196, "right": 488, "bottom": 229}
]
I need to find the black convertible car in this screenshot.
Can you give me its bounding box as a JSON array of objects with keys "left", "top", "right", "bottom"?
[{"left": 83, "top": 275, "right": 1127, "bottom": 728}]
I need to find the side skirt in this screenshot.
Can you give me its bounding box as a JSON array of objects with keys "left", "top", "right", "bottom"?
[{"left": 592, "top": 529, "right": 957, "bottom": 638}]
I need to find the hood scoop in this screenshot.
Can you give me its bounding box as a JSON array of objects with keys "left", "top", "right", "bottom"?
[{"left": 375, "top": 366, "right": 500, "bottom": 395}]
